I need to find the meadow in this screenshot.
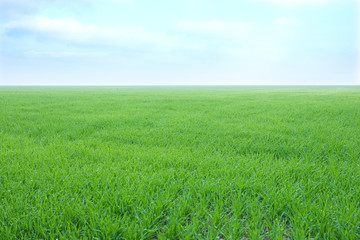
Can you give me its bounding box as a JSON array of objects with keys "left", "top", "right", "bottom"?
[{"left": 0, "top": 86, "right": 359, "bottom": 239}]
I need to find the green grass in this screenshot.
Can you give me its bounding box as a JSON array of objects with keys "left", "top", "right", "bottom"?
[{"left": 1, "top": 86, "right": 359, "bottom": 239}]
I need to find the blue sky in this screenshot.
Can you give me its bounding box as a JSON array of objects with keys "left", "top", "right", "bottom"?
[{"left": 0, "top": 0, "right": 358, "bottom": 85}]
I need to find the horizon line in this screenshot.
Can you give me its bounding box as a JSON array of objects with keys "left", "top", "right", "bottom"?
[{"left": 1, "top": 83, "right": 360, "bottom": 87}]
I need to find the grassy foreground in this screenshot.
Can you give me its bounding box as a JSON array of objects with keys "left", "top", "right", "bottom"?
[{"left": 0, "top": 87, "right": 359, "bottom": 239}]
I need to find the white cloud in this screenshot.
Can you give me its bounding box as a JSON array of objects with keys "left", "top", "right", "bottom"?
[
  {"left": 176, "top": 18, "right": 304, "bottom": 61},
  {"left": 177, "top": 18, "right": 300, "bottom": 43},
  {"left": 24, "top": 50, "right": 106, "bottom": 58},
  {"left": 5, "top": 15, "right": 178, "bottom": 50},
  {"left": 0, "top": 0, "right": 133, "bottom": 16},
  {"left": 255, "top": 0, "right": 335, "bottom": 6},
  {"left": 109, "top": 0, "right": 134, "bottom": 3},
  {"left": 0, "top": 0, "right": 133, "bottom": 6},
  {"left": 275, "top": 17, "right": 301, "bottom": 25},
  {"left": 3, "top": 15, "right": 304, "bottom": 61},
  {"left": 177, "top": 20, "right": 252, "bottom": 39}
]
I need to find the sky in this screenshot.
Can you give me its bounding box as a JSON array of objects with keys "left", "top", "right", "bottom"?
[{"left": 0, "top": 0, "right": 358, "bottom": 85}]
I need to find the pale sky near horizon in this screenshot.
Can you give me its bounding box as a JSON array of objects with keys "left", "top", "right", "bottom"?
[{"left": 0, "top": 0, "right": 358, "bottom": 85}]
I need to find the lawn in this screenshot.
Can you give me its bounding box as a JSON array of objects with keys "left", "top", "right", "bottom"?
[{"left": 0, "top": 87, "right": 359, "bottom": 239}]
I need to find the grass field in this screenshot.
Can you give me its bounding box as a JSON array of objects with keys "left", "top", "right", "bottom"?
[{"left": 0, "top": 87, "right": 359, "bottom": 239}]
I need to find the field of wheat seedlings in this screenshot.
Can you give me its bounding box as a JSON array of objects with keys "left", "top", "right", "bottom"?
[{"left": 0, "top": 87, "right": 359, "bottom": 239}]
